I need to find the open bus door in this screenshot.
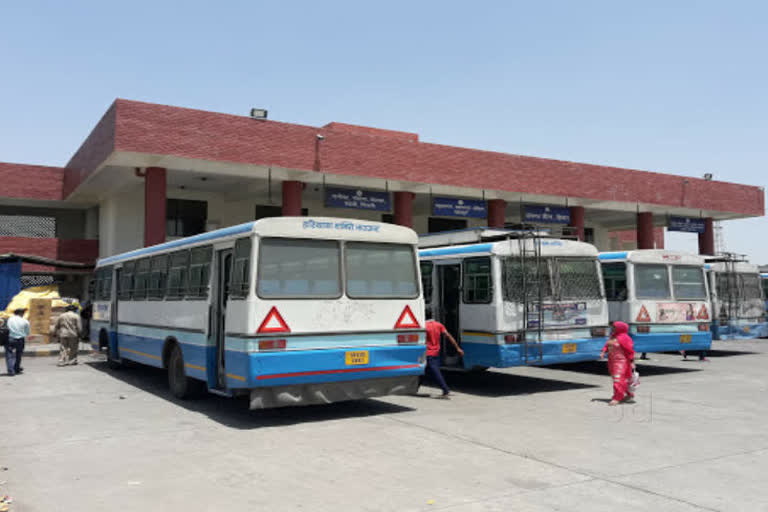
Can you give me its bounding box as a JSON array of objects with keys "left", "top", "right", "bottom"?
[
  {"left": 437, "top": 264, "right": 462, "bottom": 366},
  {"left": 211, "top": 249, "right": 232, "bottom": 389}
]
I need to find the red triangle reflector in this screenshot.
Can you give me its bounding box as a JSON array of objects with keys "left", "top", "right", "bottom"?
[
  {"left": 257, "top": 306, "right": 291, "bottom": 334},
  {"left": 395, "top": 305, "right": 420, "bottom": 329},
  {"left": 697, "top": 304, "right": 709, "bottom": 320},
  {"left": 636, "top": 305, "right": 651, "bottom": 323}
]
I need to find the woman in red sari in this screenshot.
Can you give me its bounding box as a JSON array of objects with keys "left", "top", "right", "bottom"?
[{"left": 600, "top": 321, "right": 635, "bottom": 405}]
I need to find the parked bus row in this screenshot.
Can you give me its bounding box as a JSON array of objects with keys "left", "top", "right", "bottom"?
[{"left": 89, "top": 220, "right": 766, "bottom": 410}]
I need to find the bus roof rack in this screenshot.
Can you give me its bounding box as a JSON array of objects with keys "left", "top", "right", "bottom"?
[
  {"left": 704, "top": 252, "right": 748, "bottom": 264},
  {"left": 418, "top": 226, "right": 553, "bottom": 248}
]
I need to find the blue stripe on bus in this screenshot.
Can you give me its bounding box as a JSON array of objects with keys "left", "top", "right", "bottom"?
[
  {"left": 98, "top": 221, "right": 256, "bottom": 266},
  {"left": 419, "top": 243, "right": 494, "bottom": 258},
  {"left": 630, "top": 332, "right": 711, "bottom": 352},
  {"left": 459, "top": 336, "right": 606, "bottom": 368},
  {"left": 597, "top": 252, "right": 628, "bottom": 261}
]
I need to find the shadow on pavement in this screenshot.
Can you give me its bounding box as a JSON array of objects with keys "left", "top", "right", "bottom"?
[
  {"left": 543, "top": 360, "right": 703, "bottom": 377},
  {"left": 85, "top": 359, "right": 415, "bottom": 429},
  {"left": 704, "top": 349, "right": 760, "bottom": 358},
  {"left": 426, "top": 369, "right": 599, "bottom": 397}
]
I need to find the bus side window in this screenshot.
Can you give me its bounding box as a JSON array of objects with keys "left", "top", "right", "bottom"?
[
  {"left": 420, "top": 261, "right": 433, "bottom": 304},
  {"left": 230, "top": 238, "right": 252, "bottom": 299},
  {"left": 118, "top": 261, "right": 136, "bottom": 300},
  {"left": 149, "top": 255, "right": 169, "bottom": 300},
  {"left": 463, "top": 257, "right": 492, "bottom": 304},
  {"left": 601, "top": 263, "right": 627, "bottom": 301},
  {"left": 187, "top": 246, "right": 213, "bottom": 299},
  {"left": 167, "top": 250, "right": 190, "bottom": 299},
  {"left": 133, "top": 258, "right": 151, "bottom": 300}
]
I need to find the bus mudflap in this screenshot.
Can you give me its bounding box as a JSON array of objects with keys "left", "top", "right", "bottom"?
[{"left": 249, "top": 376, "right": 419, "bottom": 409}]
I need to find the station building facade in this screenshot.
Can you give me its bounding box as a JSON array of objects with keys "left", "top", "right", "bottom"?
[{"left": 0, "top": 99, "right": 764, "bottom": 294}]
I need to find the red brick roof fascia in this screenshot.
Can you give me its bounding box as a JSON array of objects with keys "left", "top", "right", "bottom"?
[
  {"left": 0, "top": 162, "right": 65, "bottom": 200},
  {"left": 67, "top": 99, "right": 765, "bottom": 217}
]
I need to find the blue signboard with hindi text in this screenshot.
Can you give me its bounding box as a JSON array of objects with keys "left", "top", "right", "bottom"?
[
  {"left": 668, "top": 216, "right": 706, "bottom": 233},
  {"left": 432, "top": 197, "right": 487, "bottom": 218},
  {"left": 524, "top": 205, "right": 571, "bottom": 224},
  {"left": 324, "top": 187, "right": 391, "bottom": 212}
]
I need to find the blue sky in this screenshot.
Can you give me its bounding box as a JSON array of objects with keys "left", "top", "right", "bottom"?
[{"left": 1, "top": 1, "right": 765, "bottom": 261}]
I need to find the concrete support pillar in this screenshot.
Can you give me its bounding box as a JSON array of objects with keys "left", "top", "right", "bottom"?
[
  {"left": 698, "top": 217, "right": 715, "bottom": 255},
  {"left": 637, "top": 212, "right": 654, "bottom": 249},
  {"left": 394, "top": 192, "right": 414, "bottom": 228},
  {"left": 569, "top": 206, "right": 585, "bottom": 241},
  {"left": 144, "top": 167, "right": 166, "bottom": 247},
  {"left": 487, "top": 199, "right": 506, "bottom": 228},
  {"left": 282, "top": 181, "right": 303, "bottom": 216}
]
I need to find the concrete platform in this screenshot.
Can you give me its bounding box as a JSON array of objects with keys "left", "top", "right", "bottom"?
[{"left": 0, "top": 339, "right": 765, "bottom": 511}]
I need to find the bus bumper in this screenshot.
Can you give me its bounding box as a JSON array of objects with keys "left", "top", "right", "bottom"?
[
  {"left": 461, "top": 338, "right": 605, "bottom": 368},
  {"left": 248, "top": 376, "right": 419, "bottom": 409},
  {"left": 631, "top": 332, "right": 712, "bottom": 352},
  {"left": 712, "top": 321, "right": 768, "bottom": 340},
  {"left": 225, "top": 345, "right": 425, "bottom": 404}
]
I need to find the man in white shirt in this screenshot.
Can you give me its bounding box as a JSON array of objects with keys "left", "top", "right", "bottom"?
[{"left": 6, "top": 308, "right": 30, "bottom": 376}]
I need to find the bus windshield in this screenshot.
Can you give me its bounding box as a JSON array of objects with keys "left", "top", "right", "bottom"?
[
  {"left": 671, "top": 266, "right": 707, "bottom": 300},
  {"left": 635, "top": 264, "right": 671, "bottom": 299}
]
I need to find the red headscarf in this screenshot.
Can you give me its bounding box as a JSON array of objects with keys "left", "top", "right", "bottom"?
[{"left": 611, "top": 321, "right": 635, "bottom": 360}]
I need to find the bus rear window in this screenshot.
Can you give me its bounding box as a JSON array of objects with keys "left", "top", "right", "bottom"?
[
  {"left": 671, "top": 266, "right": 707, "bottom": 300},
  {"left": 555, "top": 258, "right": 602, "bottom": 300},
  {"left": 740, "top": 273, "right": 762, "bottom": 300},
  {"left": 635, "top": 264, "right": 670, "bottom": 299},
  {"left": 258, "top": 238, "right": 341, "bottom": 298},
  {"left": 345, "top": 242, "right": 418, "bottom": 298}
]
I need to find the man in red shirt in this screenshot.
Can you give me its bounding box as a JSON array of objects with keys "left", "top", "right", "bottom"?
[{"left": 424, "top": 314, "right": 464, "bottom": 398}]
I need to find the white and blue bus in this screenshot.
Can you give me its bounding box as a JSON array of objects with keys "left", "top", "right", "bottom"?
[
  {"left": 706, "top": 259, "right": 768, "bottom": 340},
  {"left": 90, "top": 217, "right": 426, "bottom": 409},
  {"left": 598, "top": 250, "right": 712, "bottom": 353},
  {"left": 419, "top": 229, "right": 609, "bottom": 369}
]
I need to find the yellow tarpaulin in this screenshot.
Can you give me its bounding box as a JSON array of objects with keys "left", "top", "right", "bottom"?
[{"left": 2, "top": 285, "right": 80, "bottom": 319}]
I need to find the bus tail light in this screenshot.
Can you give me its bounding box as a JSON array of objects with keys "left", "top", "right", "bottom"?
[
  {"left": 636, "top": 325, "right": 651, "bottom": 333},
  {"left": 397, "top": 334, "right": 420, "bottom": 344},
  {"left": 698, "top": 324, "right": 710, "bottom": 332},
  {"left": 590, "top": 327, "right": 607, "bottom": 337},
  {"left": 258, "top": 339, "right": 287, "bottom": 351},
  {"left": 505, "top": 333, "right": 524, "bottom": 344}
]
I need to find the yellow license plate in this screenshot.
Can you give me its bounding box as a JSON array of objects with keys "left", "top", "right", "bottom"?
[
  {"left": 345, "top": 350, "right": 369, "bottom": 365},
  {"left": 562, "top": 343, "right": 577, "bottom": 354},
  {"left": 680, "top": 334, "right": 692, "bottom": 343}
]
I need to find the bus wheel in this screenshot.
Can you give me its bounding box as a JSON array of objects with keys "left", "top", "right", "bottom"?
[{"left": 167, "top": 344, "right": 202, "bottom": 399}]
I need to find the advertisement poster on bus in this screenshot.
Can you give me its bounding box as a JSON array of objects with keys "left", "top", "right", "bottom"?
[
  {"left": 657, "top": 303, "right": 695, "bottom": 322},
  {"left": 526, "top": 302, "right": 587, "bottom": 328}
]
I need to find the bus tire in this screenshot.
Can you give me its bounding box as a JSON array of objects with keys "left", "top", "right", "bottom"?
[
  {"left": 105, "top": 330, "right": 121, "bottom": 370},
  {"left": 167, "top": 344, "right": 203, "bottom": 399}
]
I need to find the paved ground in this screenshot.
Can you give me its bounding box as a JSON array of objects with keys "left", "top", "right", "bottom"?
[{"left": 1, "top": 340, "right": 766, "bottom": 512}]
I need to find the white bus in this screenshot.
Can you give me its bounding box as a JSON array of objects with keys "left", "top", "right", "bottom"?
[
  {"left": 706, "top": 258, "right": 768, "bottom": 339},
  {"left": 419, "top": 229, "right": 609, "bottom": 369},
  {"left": 90, "top": 217, "right": 426, "bottom": 409},
  {"left": 598, "top": 250, "right": 712, "bottom": 352}
]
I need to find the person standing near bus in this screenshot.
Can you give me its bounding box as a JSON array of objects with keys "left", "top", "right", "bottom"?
[
  {"left": 424, "top": 313, "right": 464, "bottom": 398},
  {"left": 52, "top": 305, "right": 82, "bottom": 366},
  {"left": 5, "top": 308, "right": 30, "bottom": 376},
  {"left": 599, "top": 321, "right": 635, "bottom": 406}
]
